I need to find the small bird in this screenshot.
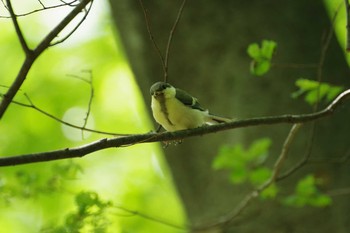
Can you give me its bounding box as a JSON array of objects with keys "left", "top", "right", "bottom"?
[{"left": 150, "top": 82, "right": 232, "bottom": 131}]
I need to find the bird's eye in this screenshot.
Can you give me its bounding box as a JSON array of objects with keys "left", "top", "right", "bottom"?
[{"left": 162, "top": 83, "right": 170, "bottom": 90}]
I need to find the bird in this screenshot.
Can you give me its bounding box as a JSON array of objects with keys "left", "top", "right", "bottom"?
[{"left": 150, "top": 82, "right": 232, "bottom": 131}]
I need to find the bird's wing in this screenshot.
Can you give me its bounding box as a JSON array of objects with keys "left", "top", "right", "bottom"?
[{"left": 175, "top": 88, "right": 206, "bottom": 111}]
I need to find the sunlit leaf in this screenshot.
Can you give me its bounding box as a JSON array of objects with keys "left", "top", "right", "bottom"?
[
  {"left": 293, "top": 78, "right": 344, "bottom": 105},
  {"left": 247, "top": 43, "right": 260, "bottom": 58},
  {"left": 249, "top": 167, "right": 272, "bottom": 185},
  {"left": 247, "top": 40, "right": 277, "bottom": 76},
  {"left": 214, "top": 138, "right": 272, "bottom": 186},
  {"left": 282, "top": 174, "right": 332, "bottom": 208},
  {"left": 260, "top": 183, "right": 279, "bottom": 199},
  {"left": 247, "top": 138, "right": 272, "bottom": 161}
]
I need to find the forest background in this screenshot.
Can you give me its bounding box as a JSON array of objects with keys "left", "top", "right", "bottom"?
[{"left": 1, "top": 0, "right": 350, "bottom": 232}]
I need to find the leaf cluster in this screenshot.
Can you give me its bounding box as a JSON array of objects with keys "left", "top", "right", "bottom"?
[
  {"left": 42, "top": 191, "right": 112, "bottom": 233},
  {"left": 212, "top": 138, "right": 332, "bottom": 207},
  {"left": 247, "top": 40, "right": 277, "bottom": 76},
  {"left": 213, "top": 138, "right": 272, "bottom": 186},
  {"left": 292, "top": 79, "right": 344, "bottom": 105}
]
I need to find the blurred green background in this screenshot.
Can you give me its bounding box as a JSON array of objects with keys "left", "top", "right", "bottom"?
[
  {"left": 0, "top": 1, "right": 185, "bottom": 232},
  {"left": 1, "top": 0, "right": 350, "bottom": 232}
]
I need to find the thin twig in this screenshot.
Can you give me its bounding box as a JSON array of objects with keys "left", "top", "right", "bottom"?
[
  {"left": 327, "top": 187, "right": 350, "bottom": 197},
  {"left": 163, "top": 0, "right": 186, "bottom": 82},
  {"left": 0, "top": 89, "right": 349, "bottom": 167},
  {"left": 0, "top": 92, "right": 128, "bottom": 136},
  {"left": 37, "top": 0, "right": 46, "bottom": 8},
  {"left": 114, "top": 206, "right": 186, "bottom": 230},
  {"left": 0, "top": 2, "right": 79, "bottom": 18},
  {"left": 50, "top": 1, "right": 93, "bottom": 46},
  {"left": 0, "top": 0, "right": 93, "bottom": 120},
  {"left": 192, "top": 124, "right": 303, "bottom": 231},
  {"left": 68, "top": 71, "right": 95, "bottom": 139},
  {"left": 138, "top": 0, "right": 167, "bottom": 76},
  {"left": 278, "top": 6, "right": 341, "bottom": 182},
  {"left": 5, "top": 0, "right": 31, "bottom": 54}
]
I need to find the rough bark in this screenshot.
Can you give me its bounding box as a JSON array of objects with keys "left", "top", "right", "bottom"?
[{"left": 109, "top": 1, "right": 350, "bottom": 232}]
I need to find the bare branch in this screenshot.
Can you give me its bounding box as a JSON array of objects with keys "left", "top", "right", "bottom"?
[
  {"left": 68, "top": 71, "right": 95, "bottom": 139},
  {"left": 50, "top": 1, "right": 93, "bottom": 46},
  {"left": 138, "top": 0, "right": 166, "bottom": 76},
  {"left": 114, "top": 206, "right": 186, "bottom": 230},
  {"left": 0, "top": 89, "right": 349, "bottom": 167},
  {"left": 138, "top": 0, "right": 186, "bottom": 82},
  {"left": 0, "top": 93, "right": 129, "bottom": 137},
  {"left": 0, "top": 2, "right": 80, "bottom": 18},
  {"left": 277, "top": 7, "right": 343, "bottom": 183},
  {"left": 192, "top": 123, "right": 303, "bottom": 231},
  {"left": 0, "top": 0, "right": 93, "bottom": 120},
  {"left": 163, "top": 0, "right": 186, "bottom": 82},
  {"left": 5, "top": 0, "right": 31, "bottom": 54},
  {"left": 37, "top": 0, "right": 45, "bottom": 8}
]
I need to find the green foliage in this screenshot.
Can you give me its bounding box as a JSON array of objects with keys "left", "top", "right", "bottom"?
[
  {"left": 282, "top": 175, "right": 332, "bottom": 208},
  {"left": 260, "top": 183, "right": 279, "bottom": 199},
  {"left": 292, "top": 78, "right": 344, "bottom": 105},
  {"left": 213, "top": 138, "right": 272, "bottom": 186},
  {"left": 247, "top": 40, "right": 277, "bottom": 76},
  {"left": 42, "top": 191, "right": 112, "bottom": 233},
  {"left": 0, "top": 3, "right": 185, "bottom": 232},
  {"left": 0, "top": 161, "right": 82, "bottom": 203}
]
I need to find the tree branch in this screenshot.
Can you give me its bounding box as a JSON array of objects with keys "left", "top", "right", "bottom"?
[
  {"left": 0, "top": 0, "right": 93, "bottom": 120},
  {"left": 5, "top": 0, "right": 31, "bottom": 54},
  {"left": 1, "top": 89, "right": 349, "bottom": 167},
  {"left": 163, "top": 0, "right": 186, "bottom": 82},
  {"left": 193, "top": 123, "right": 303, "bottom": 231}
]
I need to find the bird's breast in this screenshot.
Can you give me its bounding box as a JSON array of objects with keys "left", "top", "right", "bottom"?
[{"left": 151, "top": 96, "right": 206, "bottom": 131}]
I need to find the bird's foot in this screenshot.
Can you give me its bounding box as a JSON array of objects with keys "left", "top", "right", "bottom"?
[{"left": 162, "top": 140, "right": 183, "bottom": 148}]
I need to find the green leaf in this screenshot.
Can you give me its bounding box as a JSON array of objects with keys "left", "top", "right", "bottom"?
[
  {"left": 250, "top": 60, "right": 271, "bottom": 76},
  {"left": 260, "top": 183, "right": 279, "bottom": 199},
  {"left": 247, "top": 138, "right": 272, "bottom": 161},
  {"left": 229, "top": 167, "right": 248, "bottom": 184},
  {"left": 261, "top": 40, "right": 277, "bottom": 59},
  {"left": 212, "top": 144, "right": 244, "bottom": 170},
  {"left": 213, "top": 138, "right": 272, "bottom": 186},
  {"left": 295, "top": 174, "right": 317, "bottom": 196},
  {"left": 249, "top": 167, "right": 272, "bottom": 185},
  {"left": 247, "top": 43, "right": 260, "bottom": 58},
  {"left": 309, "top": 194, "right": 332, "bottom": 207},
  {"left": 293, "top": 78, "right": 344, "bottom": 105},
  {"left": 282, "top": 174, "right": 332, "bottom": 208},
  {"left": 247, "top": 40, "right": 277, "bottom": 76}
]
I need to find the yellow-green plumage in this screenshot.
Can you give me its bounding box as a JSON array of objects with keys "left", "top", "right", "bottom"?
[{"left": 150, "top": 82, "right": 232, "bottom": 132}]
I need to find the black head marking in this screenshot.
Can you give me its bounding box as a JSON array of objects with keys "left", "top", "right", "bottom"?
[{"left": 150, "top": 82, "right": 172, "bottom": 95}]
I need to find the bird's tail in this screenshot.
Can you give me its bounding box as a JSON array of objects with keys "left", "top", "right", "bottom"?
[{"left": 206, "top": 114, "right": 233, "bottom": 124}]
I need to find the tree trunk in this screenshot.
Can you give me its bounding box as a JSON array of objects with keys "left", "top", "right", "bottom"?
[{"left": 109, "top": 0, "right": 350, "bottom": 232}]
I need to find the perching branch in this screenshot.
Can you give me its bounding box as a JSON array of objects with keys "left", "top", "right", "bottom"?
[
  {"left": 0, "top": 0, "right": 93, "bottom": 120},
  {"left": 0, "top": 89, "right": 349, "bottom": 167}
]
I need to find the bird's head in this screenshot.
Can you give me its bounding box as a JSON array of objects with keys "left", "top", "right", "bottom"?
[{"left": 150, "top": 82, "right": 175, "bottom": 98}]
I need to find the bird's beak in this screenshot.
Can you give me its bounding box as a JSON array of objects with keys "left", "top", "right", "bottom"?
[{"left": 152, "top": 91, "right": 163, "bottom": 97}]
